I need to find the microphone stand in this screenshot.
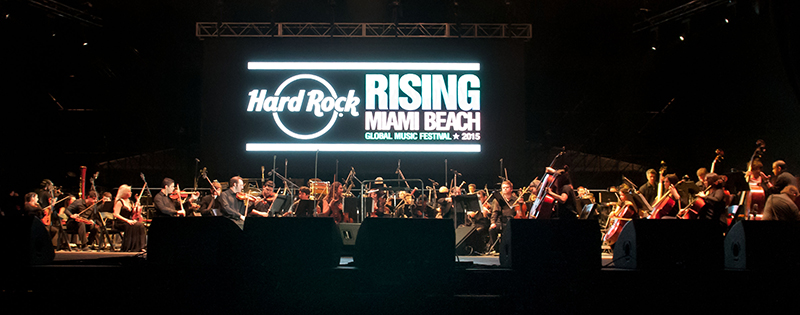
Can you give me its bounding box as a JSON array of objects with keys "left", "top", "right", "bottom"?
[{"left": 89, "top": 174, "right": 113, "bottom": 251}]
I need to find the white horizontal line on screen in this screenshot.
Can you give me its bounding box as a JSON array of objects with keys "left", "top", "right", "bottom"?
[
  {"left": 246, "top": 143, "right": 481, "bottom": 152},
  {"left": 247, "top": 62, "right": 480, "bottom": 71}
]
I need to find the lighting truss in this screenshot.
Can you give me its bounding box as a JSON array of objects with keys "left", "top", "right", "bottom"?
[
  {"left": 196, "top": 22, "right": 532, "bottom": 39},
  {"left": 633, "top": 0, "right": 735, "bottom": 33}
]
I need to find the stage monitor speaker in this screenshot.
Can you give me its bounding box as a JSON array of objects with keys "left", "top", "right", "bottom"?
[
  {"left": 243, "top": 217, "right": 341, "bottom": 270},
  {"left": 455, "top": 225, "right": 486, "bottom": 255},
  {"left": 500, "top": 219, "right": 600, "bottom": 271},
  {"left": 338, "top": 222, "right": 360, "bottom": 256},
  {"left": 614, "top": 220, "right": 723, "bottom": 270},
  {"left": 147, "top": 217, "right": 242, "bottom": 266},
  {"left": 355, "top": 218, "right": 454, "bottom": 274},
  {"left": 0, "top": 217, "right": 55, "bottom": 266},
  {"left": 725, "top": 221, "right": 800, "bottom": 270}
]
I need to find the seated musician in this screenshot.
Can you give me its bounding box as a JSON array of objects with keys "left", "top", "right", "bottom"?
[
  {"left": 763, "top": 185, "right": 800, "bottom": 221},
  {"left": 24, "top": 192, "right": 60, "bottom": 248},
  {"left": 218, "top": 176, "right": 247, "bottom": 227},
  {"left": 369, "top": 188, "right": 390, "bottom": 217},
  {"left": 695, "top": 173, "right": 727, "bottom": 221},
  {"left": 64, "top": 191, "right": 101, "bottom": 251},
  {"left": 198, "top": 180, "right": 222, "bottom": 216},
  {"left": 112, "top": 185, "right": 147, "bottom": 252},
  {"left": 545, "top": 167, "right": 579, "bottom": 220},
  {"left": 413, "top": 194, "right": 436, "bottom": 218},
  {"left": 437, "top": 186, "right": 460, "bottom": 227},
  {"left": 249, "top": 181, "right": 275, "bottom": 217},
  {"left": 767, "top": 160, "right": 798, "bottom": 196},
  {"left": 650, "top": 174, "right": 682, "bottom": 218},
  {"left": 489, "top": 180, "right": 519, "bottom": 252},
  {"left": 320, "top": 181, "right": 346, "bottom": 222},
  {"left": 153, "top": 178, "right": 186, "bottom": 217},
  {"left": 288, "top": 186, "right": 319, "bottom": 217}
]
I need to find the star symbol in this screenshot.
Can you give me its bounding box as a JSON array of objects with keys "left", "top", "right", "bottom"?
[{"left": 453, "top": 133, "right": 460, "bottom": 140}]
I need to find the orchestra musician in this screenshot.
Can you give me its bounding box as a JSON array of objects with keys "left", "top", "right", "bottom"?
[
  {"left": 64, "top": 190, "right": 100, "bottom": 251},
  {"left": 437, "top": 186, "right": 460, "bottom": 228},
  {"left": 198, "top": 180, "right": 222, "bottom": 217},
  {"left": 249, "top": 181, "right": 275, "bottom": 217},
  {"left": 320, "top": 181, "right": 347, "bottom": 222},
  {"left": 489, "top": 180, "right": 521, "bottom": 252},
  {"left": 24, "top": 192, "right": 60, "bottom": 247},
  {"left": 763, "top": 185, "right": 800, "bottom": 221},
  {"left": 288, "top": 186, "right": 319, "bottom": 217},
  {"left": 218, "top": 176, "right": 247, "bottom": 227},
  {"left": 639, "top": 169, "right": 659, "bottom": 205},
  {"left": 153, "top": 178, "right": 186, "bottom": 217},
  {"left": 694, "top": 173, "right": 728, "bottom": 230},
  {"left": 112, "top": 185, "right": 147, "bottom": 252},
  {"left": 369, "top": 188, "right": 390, "bottom": 217},
  {"left": 545, "top": 167, "right": 579, "bottom": 220},
  {"left": 650, "top": 174, "right": 682, "bottom": 218},
  {"left": 413, "top": 194, "right": 436, "bottom": 219},
  {"left": 767, "top": 160, "right": 798, "bottom": 196}
]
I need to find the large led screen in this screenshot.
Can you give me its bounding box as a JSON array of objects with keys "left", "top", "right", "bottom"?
[{"left": 201, "top": 38, "right": 525, "bottom": 182}]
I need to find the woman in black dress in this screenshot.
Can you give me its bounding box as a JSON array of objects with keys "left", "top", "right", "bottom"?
[{"left": 113, "top": 185, "right": 147, "bottom": 252}]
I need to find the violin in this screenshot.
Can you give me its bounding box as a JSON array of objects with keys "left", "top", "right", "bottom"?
[
  {"left": 236, "top": 192, "right": 261, "bottom": 203},
  {"left": 170, "top": 190, "right": 199, "bottom": 200}
]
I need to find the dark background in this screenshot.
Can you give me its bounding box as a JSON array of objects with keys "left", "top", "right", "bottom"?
[{"left": 1, "top": 0, "right": 798, "bottom": 195}]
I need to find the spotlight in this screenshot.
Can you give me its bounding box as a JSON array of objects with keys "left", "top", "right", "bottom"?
[
  {"left": 651, "top": 46, "right": 657, "bottom": 51},
  {"left": 83, "top": 42, "right": 88, "bottom": 46},
  {"left": 679, "top": 35, "right": 685, "bottom": 41},
  {"left": 724, "top": 18, "right": 729, "bottom": 23}
]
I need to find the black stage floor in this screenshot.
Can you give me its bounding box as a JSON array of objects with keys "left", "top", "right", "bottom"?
[{"left": 1, "top": 251, "right": 795, "bottom": 314}]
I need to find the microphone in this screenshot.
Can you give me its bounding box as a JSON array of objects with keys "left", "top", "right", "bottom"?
[
  {"left": 195, "top": 158, "right": 200, "bottom": 163},
  {"left": 93, "top": 172, "right": 99, "bottom": 180}
]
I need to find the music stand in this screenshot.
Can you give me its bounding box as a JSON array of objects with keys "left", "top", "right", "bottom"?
[
  {"left": 453, "top": 194, "right": 481, "bottom": 226},
  {"left": 294, "top": 200, "right": 316, "bottom": 218},
  {"left": 269, "top": 194, "right": 290, "bottom": 215}
]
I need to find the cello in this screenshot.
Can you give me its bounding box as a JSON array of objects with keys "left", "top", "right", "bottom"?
[
  {"left": 529, "top": 150, "right": 565, "bottom": 219},
  {"left": 678, "top": 150, "right": 724, "bottom": 219},
  {"left": 603, "top": 185, "right": 637, "bottom": 246},
  {"left": 647, "top": 176, "right": 682, "bottom": 219}
]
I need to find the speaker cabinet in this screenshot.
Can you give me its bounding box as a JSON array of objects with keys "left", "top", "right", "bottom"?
[
  {"left": 500, "top": 219, "right": 600, "bottom": 271},
  {"left": 147, "top": 217, "right": 242, "bottom": 266},
  {"left": 0, "top": 217, "right": 54, "bottom": 266},
  {"left": 456, "top": 225, "right": 487, "bottom": 255},
  {"left": 243, "top": 217, "right": 341, "bottom": 270},
  {"left": 614, "top": 220, "right": 723, "bottom": 270},
  {"left": 355, "top": 218, "right": 454, "bottom": 273},
  {"left": 725, "top": 221, "right": 800, "bottom": 270}
]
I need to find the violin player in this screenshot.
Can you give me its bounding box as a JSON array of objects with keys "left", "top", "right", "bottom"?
[{"left": 218, "top": 176, "right": 247, "bottom": 227}]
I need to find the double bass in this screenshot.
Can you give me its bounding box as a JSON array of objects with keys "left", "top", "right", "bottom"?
[{"left": 529, "top": 150, "right": 565, "bottom": 219}]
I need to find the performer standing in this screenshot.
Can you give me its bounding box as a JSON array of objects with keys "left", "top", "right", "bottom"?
[
  {"left": 489, "top": 180, "right": 519, "bottom": 251},
  {"left": 112, "top": 185, "right": 147, "bottom": 252},
  {"left": 64, "top": 191, "right": 100, "bottom": 251},
  {"left": 218, "top": 176, "right": 247, "bottom": 227},
  {"left": 153, "top": 178, "right": 186, "bottom": 217},
  {"left": 545, "top": 167, "right": 579, "bottom": 220},
  {"left": 639, "top": 169, "right": 659, "bottom": 205}
]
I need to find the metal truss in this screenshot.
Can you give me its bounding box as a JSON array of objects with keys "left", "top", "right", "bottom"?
[
  {"left": 633, "top": 0, "right": 735, "bottom": 33},
  {"left": 196, "top": 22, "right": 531, "bottom": 39}
]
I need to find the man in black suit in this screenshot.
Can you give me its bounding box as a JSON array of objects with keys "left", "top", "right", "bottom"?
[{"left": 218, "top": 176, "right": 246, "bottom": 228}]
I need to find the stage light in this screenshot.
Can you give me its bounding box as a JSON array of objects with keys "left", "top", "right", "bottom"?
[
  {"left": 724, "top": 18, "right": 729, "bottom": 23},
  {"left": 679, "top": 35, "right": 685, "bottom": 41},
  {"left": 83, "top": 42, "right": 88, "bottom": 46},
  {"left": 651, "top": 46, "right": 657, "bottom": 51}
]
